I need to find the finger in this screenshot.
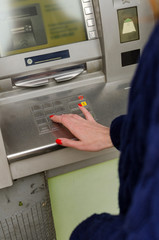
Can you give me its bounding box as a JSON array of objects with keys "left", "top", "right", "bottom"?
[
  {"left": 78, "top": 105, "right": 95, "bottom": 122},
  {"left": 56, "top": 138, "right": 86, "bottom": 150},
  {"left": 50, "top": 114, "right": 84, "bottom": 136},
  {"left": 50, "top": 114, "right": 63, "bottom": 124},
  {"left": 50, "top": 113, "right": 84, "bottom": 124}
]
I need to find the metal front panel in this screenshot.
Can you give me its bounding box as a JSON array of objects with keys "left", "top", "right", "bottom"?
[
  {"left": 98, "top": 0, "right": 154, "bottom": 82},
  {"left": 0, "top": 73, "right": 129, "bottom": 163},
  {"left": 0, "top": 129, "right": 12, "bottom": 188}
]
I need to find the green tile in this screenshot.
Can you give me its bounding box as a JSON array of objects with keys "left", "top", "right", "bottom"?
[{"left": 48, "top": 158, "right": 119, "bottom": 240}]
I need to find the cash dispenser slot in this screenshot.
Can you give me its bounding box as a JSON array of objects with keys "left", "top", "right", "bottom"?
[{"left": 13, "top": 64, "right": 85, "bottom": 87}]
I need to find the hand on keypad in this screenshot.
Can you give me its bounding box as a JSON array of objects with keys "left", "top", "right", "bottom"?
[{"left": 50, "top": 105, "right": 113, "bottom": 151}]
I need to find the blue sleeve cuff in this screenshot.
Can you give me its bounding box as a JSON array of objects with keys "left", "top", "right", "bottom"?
[{"left": 110, "top": 115, "right": 126, "bottom": 150}]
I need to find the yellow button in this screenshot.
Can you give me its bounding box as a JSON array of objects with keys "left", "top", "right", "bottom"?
[{"left": 81, "top": 101, "right": 87, "bottom": 106}]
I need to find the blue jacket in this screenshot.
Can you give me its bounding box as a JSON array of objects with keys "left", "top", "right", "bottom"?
[{"left": 70, "top": 21, "right": 159, "bottom": 240}]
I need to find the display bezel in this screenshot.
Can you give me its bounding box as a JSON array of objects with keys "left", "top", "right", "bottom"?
[
  {"left": 117, "top": 7, "right": 140, "bottom": 44},
  {"left": 0, "top": 0, "right": 100, "bottom": 79}
]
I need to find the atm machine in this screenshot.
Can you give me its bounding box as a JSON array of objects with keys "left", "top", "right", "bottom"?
[{"left": 0, "top": 0, "right": 154, "bottom": 239}]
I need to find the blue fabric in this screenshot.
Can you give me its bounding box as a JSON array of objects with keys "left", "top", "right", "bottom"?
[
  {"left": 110, "top": 115, "right": 126, "bottom": 150},
  {"left": 70, "top": 21, "right": 159, "bottom": 240}
]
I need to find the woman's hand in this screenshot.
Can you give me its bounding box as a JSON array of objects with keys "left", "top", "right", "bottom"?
[{"left": 50, "top": 105, "right": 113, "bottom": 151}]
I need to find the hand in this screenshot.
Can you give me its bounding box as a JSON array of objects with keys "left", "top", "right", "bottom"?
[{"left": 50, "top": 105, "right": 113, "bottom": 151}]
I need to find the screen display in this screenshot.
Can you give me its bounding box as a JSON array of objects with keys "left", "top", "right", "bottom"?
[
  {"left": 0, "top": 0, "right": 87, "bottom": 57},
  {"left": 117, "top": 7, "right": 139, "bottom": 43}
]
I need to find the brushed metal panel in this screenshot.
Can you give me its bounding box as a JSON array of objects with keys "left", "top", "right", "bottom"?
[{"left": 0, "top": 78, "right": 129, "bottom": 162}]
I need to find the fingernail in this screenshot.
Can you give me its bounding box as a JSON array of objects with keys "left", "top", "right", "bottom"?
[
  {"left": 56, "top": 139, "right": 62, "bottom": 145},
  {"left": 78, "top": 103, "right": 82, "bottom": 107},
  {"left": 49, "top": 115, "right": 54, "bottom": 118}
]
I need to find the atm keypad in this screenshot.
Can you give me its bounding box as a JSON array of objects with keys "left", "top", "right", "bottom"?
[
  {"left": 36, "top": 118, "right": 47, "bottom": 125},
  {"left": 42, "top": 102, "right": 53, "bottom": 109},
  {"left": 31, "top": 95, "right": 94, "bottom": 135},
  {"left": 38, "top": 125, "right": 50, "bottom": 134},
  {"left": 33, "top": 110, "right": 45, "bottom": 118},
  {"left": 55, "top": 106, "right": 65, "bottom": 113}
]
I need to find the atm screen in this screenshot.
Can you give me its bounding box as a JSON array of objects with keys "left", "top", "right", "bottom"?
[
  {"left": 0, "top": 0, "right": 87, "bottom": 57},
  {"left": 117, "top": 7, "right": 140, "bottom": 43}
]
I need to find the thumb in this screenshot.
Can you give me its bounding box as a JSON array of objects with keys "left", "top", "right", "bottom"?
[{"left": 56, "top": 138, "right": 84, "bottom": 150}]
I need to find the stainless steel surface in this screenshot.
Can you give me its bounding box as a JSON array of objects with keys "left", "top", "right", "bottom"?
[
  {"left": 0, "top": 74, "right": 130, "bottom": 163},
  {"left": 15, "top": 78, "right": 49, "bottom": 88},
  {"left": 53, "top": 67, "right": 84, "bottom": 82},
  {"left": 98, "top": 0, "right": 154, "bottom": 82},
  {"left": 0, "top": 129, "right": 12, "bottom": 189},
  {"left": 13, "top": 65, "right": 85, "bottom": 87}
]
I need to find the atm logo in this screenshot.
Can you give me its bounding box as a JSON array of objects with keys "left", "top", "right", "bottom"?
[{"left": 25, "top": 50, "right": 70, "bottom": 66}]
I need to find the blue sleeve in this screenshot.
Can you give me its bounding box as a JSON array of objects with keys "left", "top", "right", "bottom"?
[
  {"left": 110, "top": 115, "right": 126, "bottom": 150},
  {"left": 70, "top": 142, "right": 159, "bottom": 240},
  {"left": 70, "top": 21, "right": 159, "bottom": 240}
]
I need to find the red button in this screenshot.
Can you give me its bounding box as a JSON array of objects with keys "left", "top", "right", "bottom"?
[{"left": 78, "top": 95, "right": 84, "bottom": 100}]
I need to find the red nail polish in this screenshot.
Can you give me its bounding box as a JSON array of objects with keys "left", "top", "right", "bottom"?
[
  {"left": 56, "top": 139, "right": 62, "bottom": 145},
  {"left": 78, "top": 103, "right": 82, "bottom": 107},
  {"left": 78, "top": 95, "right": 84, "bottom": 100},
  {"left": 49, "top": 115, "right": 54, "bottom": 118}
]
